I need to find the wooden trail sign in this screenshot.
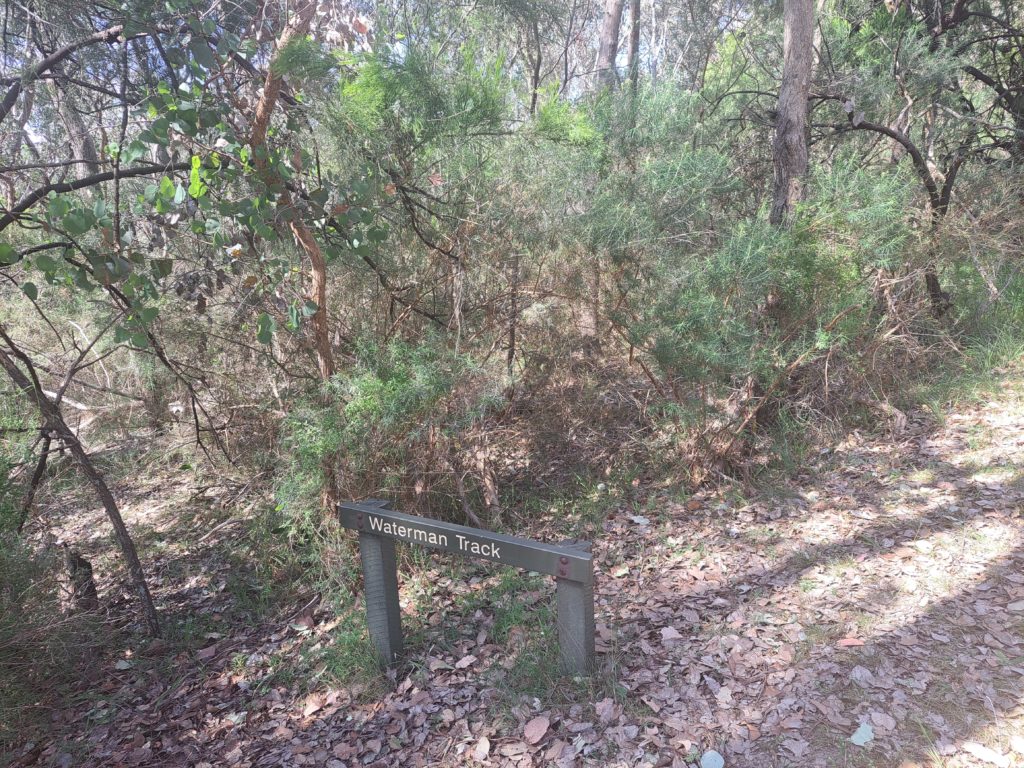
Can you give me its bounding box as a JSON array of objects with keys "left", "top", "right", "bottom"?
[{"left": 338, "top": 500, "right": 595, "bottom": 675}]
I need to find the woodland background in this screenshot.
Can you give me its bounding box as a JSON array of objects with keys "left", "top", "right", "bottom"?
[{"left": 1, "top": 0, "right": 1023, "bottom": 763}]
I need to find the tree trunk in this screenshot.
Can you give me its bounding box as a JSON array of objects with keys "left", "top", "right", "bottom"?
[
  {"left": 627, "top": 0, "right": 641, "bottom": 92},
  {"left": 769, "top": 0, "right": 815, "bottom": 225},
  {"left": 0, "top": 341, "right": 160, "bottom": 636},
  {"left": 596, "top": 0, "right": 627, "bottom": 90},
  {"left": 249, "top": 1, "right": 339, "bottom": 509},
  {"left": 16, "top": 433, "right": 50, "bottom": 533},
  {"left": 528, "top": 19, "right": 542, "bottom": 116},
  {"left": 250, "top": 0, "right": 333, "bottom": 383},
  {"left": 49, "top": 81, "right": 102, "bottom": 180}
]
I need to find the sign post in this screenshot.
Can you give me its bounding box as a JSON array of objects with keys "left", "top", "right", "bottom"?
[{"left": 338, "top": 499, "right": 595, "bottom": 675}]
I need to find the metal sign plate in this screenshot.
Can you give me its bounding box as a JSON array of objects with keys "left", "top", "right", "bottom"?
[{"left": 338, "top": 501, "right": 592, "bottom": 582}]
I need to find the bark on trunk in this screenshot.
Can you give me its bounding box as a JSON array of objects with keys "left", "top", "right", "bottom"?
[
  {"left": 596, "top": 0, "right": 627, "bottom": 90},
  {"left": 16, "top": 433, "right": 50, "bottom": 533},
  {"left": 627, "top": 0, "right": 641, "bottom": 92},
  {"left": 49, "top": 82, "right": 102, "bottom": 180},
  {"left": 0, "top": 341, "right": 160, "bottom": 635},
  {"left": 249, "top": 1, "right": 339, "bottom": 509},
  {"left": 528, "top": 19, "right": 542, "bottom": 116},
  {"left": 249, "top": 1, "right": 333, "bottom": 383},
  {"left": 769, "top": 0, "right": 815, "bottom": 225}
]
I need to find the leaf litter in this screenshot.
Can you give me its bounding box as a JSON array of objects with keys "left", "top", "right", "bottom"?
[{"left": 10, "top": 372, "right": 1024, "bottom": 766}]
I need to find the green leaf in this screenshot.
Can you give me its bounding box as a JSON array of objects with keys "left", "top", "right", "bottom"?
[
  {"left": 159, "top": 176, "right": 175, "bottom": 200},
  {"left": 309, "top": 188, "right": 329, "bottom": 208},
  {"left": 189, "top": 165, "right": 207, "bottom": 199},
  {"left": 35, "top": 253, "right": 60, "bottom": 272},
  {"left": 256, "top": 313, "right": 276, "bottom": 344},
  {"left": 130, "top": 332, "right": 150, "bottom": 348},
  {"left": 150, "top": 117, "right": 170, "bottom": 143},
  {"left": 122, "top": 140, "right": 147, "bottom": 165},
  {"left": 109, "top": 256, "right": 133, "bottom": 279},
  {"left": 123, "top": 18, "right": 148, "bottom": 37},
  {"left": 73, "top": 268, "right": 91, "bottom": 289},
  {"left": 48, "top": 196, "right": 71, "bottom": 219},
  {"left": 189, "top": 38, "right": 217, "bottom": 70},
  {"left": 152, "top": 258, "right": 173, "bottom": 278},
  {"left": 0, "top": 243, "right": 18, "bottom": 265},
  {"left": 301, "top": 299, "right": 319, "bottom": 317},
  {"left": 21, "top": 282, "right": 38, "bottom": 301},
  {"left": 62, "top": 209, "right": 95, "bottom": 235}
]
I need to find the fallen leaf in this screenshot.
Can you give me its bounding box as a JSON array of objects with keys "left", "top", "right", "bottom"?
[
  {"left": 962, "top": 742, "right": 1010, "bottom": 767},
  {"left": 836, "top": 637, "right": 865, "bottom": 647},
  {"left": 499, "top": 741, "right": 529, "bottom": 757},
  {"left": 594, "top": 697, "right": 616, "bottom": 725},
  {"left": 660, "top": 626, "right": 684, "bottom": 642},
  {"left": 850, "top": 722, "right": 873, "bottom": 747},
  {"left": 302, "top": 694, "right": 325, "bottom": 717},
  {"left": 700, "top": 749, "right": 725, "bottom": 768},
  {"left": 524, "top": 715, "right": 550, "bottom": 745},
  {"left": 783, "top": 739, "right": 809, "bottom": 758},
  {"left": 545, "top": 740, "right": 569, "bottom": 761},
  {"left": 850, "top": 665, "right": 874, "bottom": 686},
  {"left": 455, "top": 655, "right": 477, "bottom": 669},
  {"left": 472, "top": 736, "right": 490, "bottom": 761},
  {"left": 332, "top": 743, "right": 354, "bottom": 759},
  {"left": 870, "top": 711, "right": 896, "bottom": 730},
  {"left": 196, "top": 644, "right": 218, "bottom": 661}
]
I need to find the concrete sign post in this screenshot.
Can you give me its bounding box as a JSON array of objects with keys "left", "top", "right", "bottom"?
[{"left": 338, "top": 499, "right": 595, "bottom": 675}]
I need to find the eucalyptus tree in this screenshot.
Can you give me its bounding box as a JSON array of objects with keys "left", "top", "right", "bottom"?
[
  {"left": 769, "top": 0, "right": 815, "bottom": 225},
  {"left": 0, "top": 0, "right": 381, "bottom": 628}
]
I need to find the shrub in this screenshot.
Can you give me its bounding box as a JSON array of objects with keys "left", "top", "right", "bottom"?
[{"left": 0, "top": 537, "right": 100, "bottom": 748}]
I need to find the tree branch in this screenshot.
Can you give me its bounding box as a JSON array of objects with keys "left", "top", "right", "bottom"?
[
  {"left": 0, "top": 24, "right": 127, "bottom": 126},
  {"left": 0, "top": 161, "right": 190, "bottom": 233}
]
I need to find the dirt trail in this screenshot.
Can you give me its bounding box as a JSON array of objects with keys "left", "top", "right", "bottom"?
[{"left": 10, "top": 370, "right": 1024, "bottom": 768}]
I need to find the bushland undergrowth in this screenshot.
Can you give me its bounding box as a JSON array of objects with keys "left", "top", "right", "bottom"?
[{"left": 3, "top": 0, "right": 1024, "bottom": 755}]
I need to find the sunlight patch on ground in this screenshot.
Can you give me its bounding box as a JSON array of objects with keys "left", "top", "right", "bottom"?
[
  {"left": 969, "top": 466, "right": 1020, "bottom": 484},
  {"left": 866, "top": 517, "right": 1019, "bottom": 627}
]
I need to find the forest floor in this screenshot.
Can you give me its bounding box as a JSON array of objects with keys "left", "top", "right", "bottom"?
[{"left": 7, "top": 365, "right": 1024, "bottom": 768}]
